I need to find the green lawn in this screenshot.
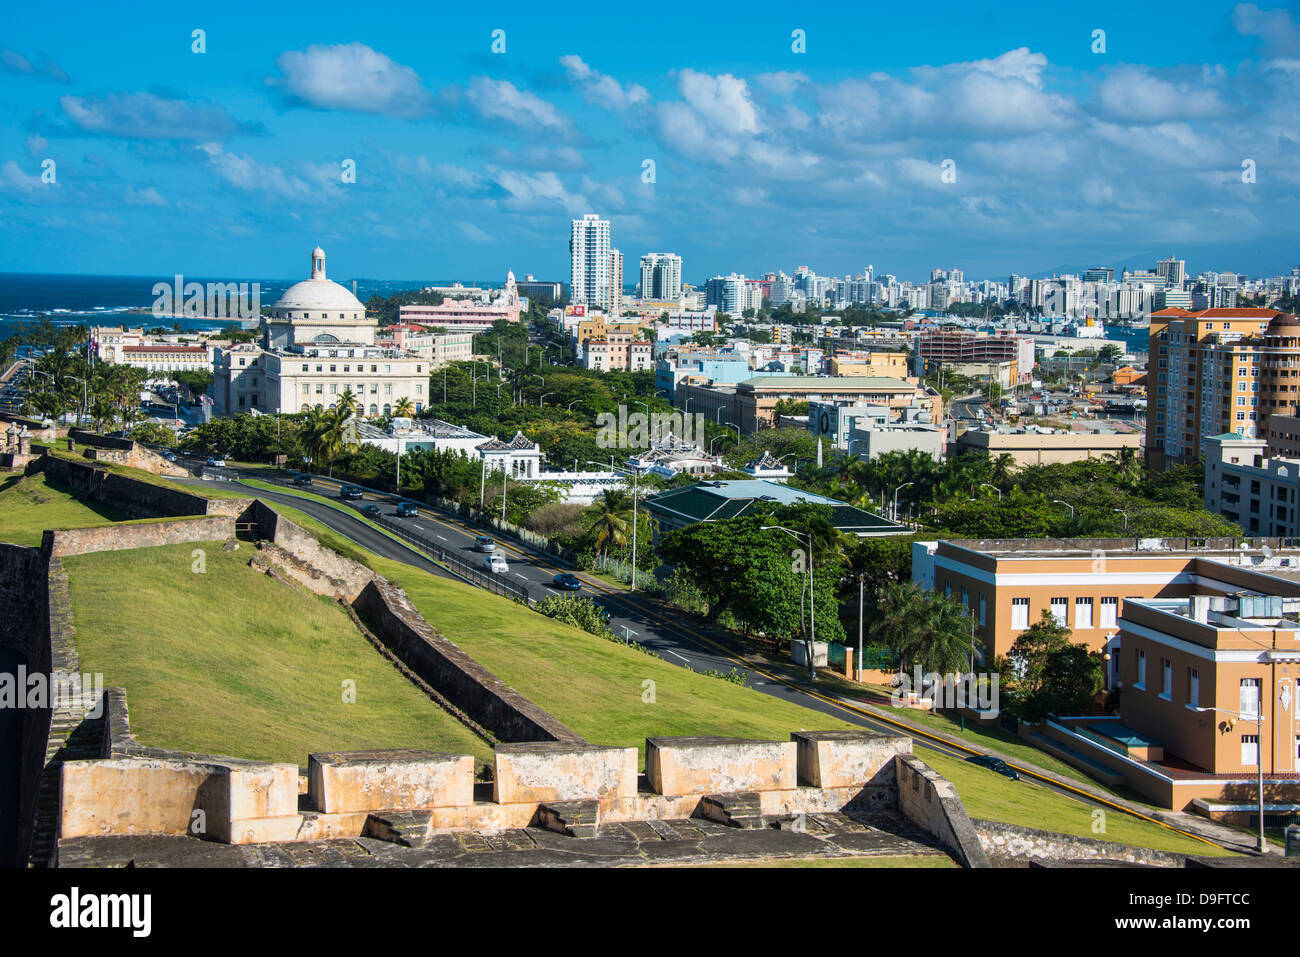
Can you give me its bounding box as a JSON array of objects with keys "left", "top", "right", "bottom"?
[
  {"left": 0, "top": 473, "right": 130, "bottom": 546},
  {"left": 64, "top": 541, "right": 493, "bottom": 768},
  {"left": 918, "top": 750, "right": 1233, "bottom": 857},
  {"left": 262, "top": 502, "right": 859, "bottom": 763}
]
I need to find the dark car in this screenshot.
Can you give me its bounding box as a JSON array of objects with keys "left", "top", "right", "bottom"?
[
  {"left": 394, "top": 502, "right": 419, "bottom": 517},
  {"left": 552, "top": 573, "right": 582, "bottom": 591},
  {"left": 292, "top": 473, "right": 313, "bottom": 487},
  {"left": 339, "top": 485, "right": 363, "bottom": 500},
  {"left": 965, "top": 755, "right": 1020, "bottom": 781},
  {"left": 360, "top": 503, "right": 382, "bottom": 517}
]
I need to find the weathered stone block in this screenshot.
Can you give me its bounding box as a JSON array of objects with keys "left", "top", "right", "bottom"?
[
  {"left": 646, "top": 736, "right": 797, "bottom": 797},
  {"left": 793, "top": 729, "right": 911, "bottom": 789},
  {"left": 308, "top": 750, "right": 474, "bottom": 814},
  {"left": 493, "top": 742, "right": 637, "bottom": 806}
]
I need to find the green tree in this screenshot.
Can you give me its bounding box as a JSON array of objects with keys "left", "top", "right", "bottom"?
[{"left": 871, "top": 582, "right": 976, "bottom": 674}]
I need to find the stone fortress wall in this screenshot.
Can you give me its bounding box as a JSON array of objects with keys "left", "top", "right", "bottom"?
[{"left": 1, "top": 444, "right": 1134, "bottom": 869}]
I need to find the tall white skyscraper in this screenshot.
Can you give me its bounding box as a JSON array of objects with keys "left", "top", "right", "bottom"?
[
  {"left": 570, "top": 214, "right": 612, "bottom": 310},
  {"left": 639, "top": 253, "right": 683, "bottom": 301},
  {"left": 610, "top": 248, "right": 623, "bottom": 315}
]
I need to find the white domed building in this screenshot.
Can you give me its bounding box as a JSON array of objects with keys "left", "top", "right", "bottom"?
[
  {"left": 213, "top": 246, "right": 430, "bottom": 419},
  {"left": 264, "top": 247, "right": 373, "bottom": 350}
]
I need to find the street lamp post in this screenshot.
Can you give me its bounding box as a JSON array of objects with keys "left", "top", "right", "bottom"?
[
  {"left": 978, "top": 483, "right": 1002, "bottom": 501},
  {"left": 1113, "top": 508, "right": 1128, "bottom": 530},
  {"left": 762, "top": 524, "right": 817, "bottom": 681},
  {"left": 708, "top": 434, "right": 730, "bottom": 455},
  {"left": 891, "top": 482, "right": 914, "bottom": 523},
  {"left": 395, "top": 436, "right": 404, "bottom": 492},
  {"left": 1194, "top": 706, "right": 1267, "bottom": 853},
  {"left": 540, "top": 391, "right": 555, "bottom": 408},
  {"left": 567, "top": 399, "right": 582, "bottom": 411},
  {"left": 1052, "top": 499, "right": 1075, "bottom": 521}
]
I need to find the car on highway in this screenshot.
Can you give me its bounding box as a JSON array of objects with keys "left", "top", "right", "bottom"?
[
  {"left": 161, "top": 451, "right": 178, "bottom": 462},
  {"left": 360, "top": 504, "right": 382, "bottom": 518},
  {"left": 965, "top": 755, "right": 1020, "bottom": 781},
  {"left": 206, "top": 456, "right": 227, "bottom": 468},
  {"left": 473, "top": 535, "right": 496, "bottom": 552},
  {"left": 551, "top": 573, "right": 582, "bottom": 591},
  {"left": 483, "top": 554, "right": 509, "bottom": 574},
  {"left": 394, "top": 502, "right": 419, "bottom": 517},
  {"left": 292, "top": 473, "right": 313, "bottom": 486},
  {"left": 339, "top": 485, "right": 363, "bottom": 500}
]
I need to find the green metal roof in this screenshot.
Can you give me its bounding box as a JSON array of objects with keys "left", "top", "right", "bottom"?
[{"left": 643, "top": 480, "right": 908, "bottom": 535}]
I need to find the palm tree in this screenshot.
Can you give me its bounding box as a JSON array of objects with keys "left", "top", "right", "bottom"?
[
  {"left": 393, "top": 397, "right": 415, "bottom": 418},
  {"left": 1106, "top": 446, "right": 1141, "bottom": 486},
  {"left": 989, "top": 453, "right": 1017, "bottom": 486},
  {"left": 871, "top": 581, "right": 977, "bottom": 674},
  {"left": 336, "top": 388, "right": 359, "bottom": 418},
  {"left": 90, "top": 397, "right": 116, "bottom": 433},
  {"left": 589, "top": 489, "right": 632, "bottom": 559}
]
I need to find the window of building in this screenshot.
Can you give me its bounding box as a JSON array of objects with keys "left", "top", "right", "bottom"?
[
  {"left": 1240, "top": 678, "right": 1262, "bottom": 718},
  {"left": 978, "top": 594, "right": 986, "bottom": 626},
  {"left": 1011, "top": 598, "right": 1030, "bottom": 630},
  {"left": 1051, "top": 598, "right": 1068, "bottom": 627},
  {"left": 1161, "top": 659, "right": 1172, "bottom": 699},
  {"left": 1100, "top": 597, "right": 1119, "bottom": 629},
  {"left": 1135, "top": 649, "right": 1146, "bottom": 688},
  {"left": 1188, "top": 667, "right": 1199, "bottom": 708},
  {"left": 960, "top": 586, "right": 969, "bottom": 608},
  {"left": 1075, "top": 598, "right": 1093, "bottom": 629},
  {"left": 1242, "top": 734, "right": 1259, "bottom": 766}
]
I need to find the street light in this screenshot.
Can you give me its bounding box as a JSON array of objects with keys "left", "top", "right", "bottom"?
[
  {"left": 1113, "top": 508, "right": 1128, "bottom": 530},
  {"left": 567, "top": 399, "right": 582, "bottom": 411},
  {"left": 540, "top": 391, "right": 555, "bottom": 407},
  {"left": 891, "top": 482, "right": 914, "bottom": 523},
  {"left": 1052, "top": 499, "right": 1075, "bottom": 521},
  {"left": 762, "top": 524, "right": 817, "bottom": 681},
  {"left": 708, "top": 434, "right": 731, "bottom": 454},
  {"left": 1194, "top": 706, "right": 1267, "bottom": 853},
  {"left": 586, "top": 459, "right": 642, "bottom": 591},
  {"left": 978, "top": 483, "right": 1002, "bottom": 501}
]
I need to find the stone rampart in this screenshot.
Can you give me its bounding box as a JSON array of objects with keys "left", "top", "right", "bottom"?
[{"left": 895, "top": 753, "right": 992, "bottom": 868}]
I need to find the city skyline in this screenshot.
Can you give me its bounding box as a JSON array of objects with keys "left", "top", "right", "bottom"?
[{"left": 1, "top": 1, "right": 1298, "bottom": 282}]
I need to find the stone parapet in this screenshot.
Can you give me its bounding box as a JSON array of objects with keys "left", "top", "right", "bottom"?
[
  {"left": 646, "top": 736, "right": 797, "bottom": 797},
  {"left": 308, "top": 750, "right": 474, "bottom": 814}
]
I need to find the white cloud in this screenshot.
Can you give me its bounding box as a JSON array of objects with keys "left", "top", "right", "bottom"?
[
  {"left": 492, "top": 169, "right": 587, "bottom": 214},
  {"left": 197, "top": 143, "right": 314, "bottom": 200},
  {"left": 1096, "top": 66, "right": 1226, "bottom": 123},
  {"left": 756, "top": 71, "right": 809, "bottom": 97},
  {"left": 60, "top": 92, "right": 246, "bottom": 140},
  {"left": 0, "top": 160, "right": 43, "bottom": 193},
  {"left": 274, "top": 43, "right": 431, "bottom": 118},
  {"left": 560, "top": 55, "right": 649, "bottom": 110},
  {"left": 1234, "top": 3, "right": 1300, "bottom": 57},
  {"left": 125, "top": 185, "right": 166, "bottom": 207},
  {"left": 677, "top": 69, "right": 761, "bottom": 135},
  {"left": 25, "top": 134, "right": 48, "bottom": 157},
  {"left": 457, "top": 221, "right": 493, "bottom": 242},
  {"left": 466, "top": 77, "right": 572, "bottom": 135}
]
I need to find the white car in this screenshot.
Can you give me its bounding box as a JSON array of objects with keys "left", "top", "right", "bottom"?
[
  {"left": 206, "top": 456, "right": 226, "bottom": 468},
  {"left": 484, "top": 554, "right": 509, "bottom": 574}
]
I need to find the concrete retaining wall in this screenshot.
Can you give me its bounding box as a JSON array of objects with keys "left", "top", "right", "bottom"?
[
  {"left": 895, "top": 753, "right": 992, "bottom": 868},
  {"left": 794, "top": 730, "right": 911, "bottom": 789},
  {"left": 36, "top": 453, "right": 211, "bottom": 519},
  {"left": 353, "top": 578, "right": 584, "bottom": 745},
  {"left": 41, "top": 515, "right": 236, "bottom": 558},
  {"left": 974, "top": 819, "right": 1186, "bottom": 866}
]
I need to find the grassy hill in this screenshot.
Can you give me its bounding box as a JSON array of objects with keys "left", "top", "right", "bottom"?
[{"left": 63, "top": 540, "right": 492, "bottom": 767}]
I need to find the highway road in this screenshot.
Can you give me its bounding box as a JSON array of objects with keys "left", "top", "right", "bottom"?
[{"left": 195, "top": 467, "right": 1233, "bottom": 850}]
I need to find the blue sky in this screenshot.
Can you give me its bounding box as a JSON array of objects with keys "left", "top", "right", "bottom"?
[{"left": 2, "top": 0, "right": 1298, "bottom": 285}]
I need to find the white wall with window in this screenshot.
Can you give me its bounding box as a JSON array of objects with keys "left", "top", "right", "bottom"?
[
  {"left": 1240, "top": 677, "right": 1261, "bottom": 718},
  {"left": 1242, "top": 734, "right": 1259, "bottom": 766},
  {"left": 1188, "top": 667, "right": 1199, "bottom": 708},
  {"left": 1135, "top": 648, "right": 1146, "bottom": 688}
]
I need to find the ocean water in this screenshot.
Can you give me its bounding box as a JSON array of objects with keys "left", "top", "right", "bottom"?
[{"left": 0, "top": 273, "right": 495, "bottom": 341}]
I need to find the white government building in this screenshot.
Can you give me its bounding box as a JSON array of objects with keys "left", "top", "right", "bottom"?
[{"left": 213, "top": 247, "right": 429, "bottom": 417}]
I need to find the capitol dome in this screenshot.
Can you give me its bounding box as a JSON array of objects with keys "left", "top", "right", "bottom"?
[
  {"left": 270, "top": 246, "right": 366, "bottom": 318},
  {"left": 264, "top": 246, "right": 375, "bottom": 349}
]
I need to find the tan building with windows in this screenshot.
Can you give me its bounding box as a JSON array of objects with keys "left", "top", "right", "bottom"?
[
  {"left": 915, "top": 537, "right": 1300, "bottom": 809},
  {"left": 954, "top": 427, "right": 1142, "bottom": 468},
  {"left": 826, "top": 352, "right": 909, "bottom": 378}
]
